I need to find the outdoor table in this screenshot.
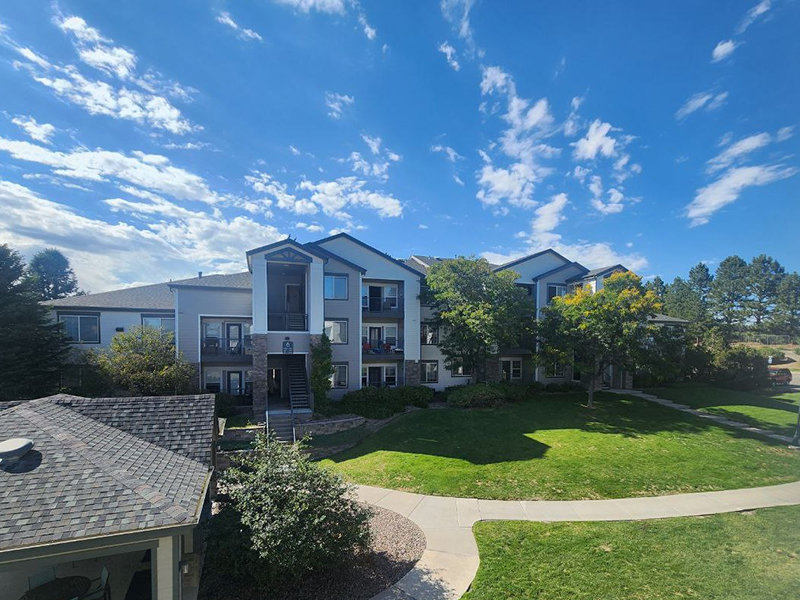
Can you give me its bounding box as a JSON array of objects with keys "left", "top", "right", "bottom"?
[{"left": 19, "top": 575, "right": 91, "bottom": 600}]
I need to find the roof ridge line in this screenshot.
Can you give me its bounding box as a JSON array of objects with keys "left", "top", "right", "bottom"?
[{"left": 16, "top": 404, "right": 201, "bottom": 524}]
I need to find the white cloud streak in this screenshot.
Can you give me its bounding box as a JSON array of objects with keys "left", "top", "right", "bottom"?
[
  {"left": 325, "top": 91, "right": 354, "bottom": 119},
  {"left": 675, "top": 90, "right": 728, "bottom": 120},
  {"left": 438, "top": 41, "right": 460, "bottom": 71},
  {"left": 11, "top": 116, "right": 56, "bottom": 144},
  {"left": 216, "top": 12, "right": 263, "bottom": 42},
  {"left": 711, "top": 40, "right": 737, "bottom": 62}
]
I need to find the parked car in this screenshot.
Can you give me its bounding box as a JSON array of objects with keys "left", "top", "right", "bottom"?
[{"left": 768, "top": 368, "right": 793, "bottom": 386}]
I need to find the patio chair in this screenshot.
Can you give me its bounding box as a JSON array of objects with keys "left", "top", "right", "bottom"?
[{"left": 80, "top": 566, "right": 109, "bottom": 600}]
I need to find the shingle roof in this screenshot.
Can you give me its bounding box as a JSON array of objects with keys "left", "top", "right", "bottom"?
[
  {"left": 404, "top": 255, "right": 502, "bottom": 274},
  {"left": 45, "top": 272, "right": 251, "bottom": 310},
  {"left": 566, "top": 264, "right": 627, "bottom": 282},
  {"left": 0, "top": 394, "right": 214, "bottom": 554}
]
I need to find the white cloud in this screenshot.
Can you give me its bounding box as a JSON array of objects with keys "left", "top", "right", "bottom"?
[
  {"left": 216, "top": 11, "right": 263, "bottom": 42},
  {"left": 325, "top": 91, "right": 354, "bottom": 119},
  {"left": 687, "top": 164, "right": 797, "bottom": 226},
  {"left": 361, "top": 134, "right": 381, "bottom": 155},
  {"left": 431, "top": 144, "right": 462, "bottom": 163},
  {"left": 532, "top": 193, "right": 568, "bottom": 233},
  {"left": 289, "top": 145, "right": 301, "bottom": 155},
  {"left": 0, "top": 137, "right": 229, "bottom": 204},
  {"left": 706, "top": 132, "right": 771, "bottom": 173},
  {"left": 476, "top": 162, "right": 537, "bottom": 208},
  {"left": 295, "top": 221, "right": 325, "bottom": 232},
  {"left": 563, "top": 96, "right": 583, "bottom": 137},
  {"left": 440, "top": 0, "right": 476, "bottom": 51},
  {"left": 11, "top": 116, "right": 56, "bottom": 144},
  {"left": 591, "top": 188, "right": 626, "bottom": 215},
  {"left": 711, "top": 40, "right": 737, "bottom": 62},
  {"left": 16, "top": 47, "right": 51, "bottom": 68},
  {"left": 572, "top": 120, "right": 617, "bottom": 160},
  {"left": 453, "top": 175, "right": 464, "bottom": 186},
  {"left": 246, "top": 171, "right": 317, "bottom": 214},
  {"left": 737, "top": 0, "right": 771, "bottom": 34},
  {"left": 357, "top": 12, "right": 376, "bottom": 40},
  {"left": 56, "top": 15, "right": 137, "bottom": 78},
  {"left": 56, "top": 16, "right": 104, "bottom": 43},
  {"left": 299, "top": 177, "right": 403, "bottom": 218},
  {"left": 675, "top": 90, "right": 728, "bottom": 120},
  {"left": 438, "top": 41, "right": 460, "bottom": 71},
  {"left": 572, "top": 165, "right": 590, "bottom": 183},
  {"left": 480, "top": 65, "right": 512, "bottom": 95},
  {"left": 776, "top": 126, "right": 794, "bottom": 142},
  {"left": 346, "top": 151, "right": 390, "bottom": 181},
  {"left": 273, "top": 0, "right": 346, "bottom": 14}
]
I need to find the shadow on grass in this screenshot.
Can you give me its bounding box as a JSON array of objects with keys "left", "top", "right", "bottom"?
[{"left": 323, "top": 392, "right": 768, "bottom": 467}]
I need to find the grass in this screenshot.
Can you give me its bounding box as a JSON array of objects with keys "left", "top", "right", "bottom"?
[
  {"left": 223, "top": 414, "right": 260, "bottom": 429},
  {"left": 462, "top": 506, "right": 800, "bottom": 600},
  {"left": 303, "top": 425, "right": 371, "bottom": 448},
  {"left": 319, "top": 392, "right": 800, "bottom": 500},
  {"left": 646, "top": 383, "right": 799, "bottom": 437}
]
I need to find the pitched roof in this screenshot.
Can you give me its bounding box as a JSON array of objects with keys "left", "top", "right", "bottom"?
[
  {"left": 531, "top": 261, "right": 588, "bottom": 281},
  {"left": 492, "top": 248, "right": 571, "bottom": 272},
  {"left": 46, "top": 272, "right": 251, "bottom": 310},
  {"left": 403, "top": 255, "right": 502, "bottom": 275},
  {"left": 312, "top": 233, "right": 423, "bottom": 277},
  {"left": 0, "top": 394, "right": 214, "bottom": 555}
]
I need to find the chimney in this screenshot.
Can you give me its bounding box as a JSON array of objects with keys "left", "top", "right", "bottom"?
[{"left": 198, "top": 271, "right": 203, "bottom": 279}]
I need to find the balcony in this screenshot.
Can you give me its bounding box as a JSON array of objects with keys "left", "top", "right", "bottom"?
[
  {"left": 362, "top": 298, "right": 404, "bottom": 320},
  {"left": 268, "top": 312, "right": 308, "bottom": 332},
  {"left": 201, "top": 335, "right": 253, "bottom": 364},
  {"left": 362, "top": 338, "right": 404, "bottom": 361}
]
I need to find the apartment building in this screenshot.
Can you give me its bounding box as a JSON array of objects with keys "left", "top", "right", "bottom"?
[{"left": 47, "top": 232, "right": 637, "bottom": 419}]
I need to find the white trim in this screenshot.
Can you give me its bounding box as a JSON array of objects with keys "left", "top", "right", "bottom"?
[{"left": 358, "top": 272, "right": 363, "bottom": 389}]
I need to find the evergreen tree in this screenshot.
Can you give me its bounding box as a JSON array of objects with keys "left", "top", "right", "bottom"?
[
  {"left": 309, "top": 334, "right": 334, "bottom": 403},
  {"left": 774, "top": 273, "right": 800, "bottom": 338},
  {"left": 709, "top": 255, "right": 749, "bottom": 334},
  {"left": 746, "top": 254, "right": 784, "bottom": 329},
  {"left": 644, "top": 275, "right": 666, "bottom": 300},
  {"left": 688, "top": 262, "right": 713, "bottom": 319},
  {"left": 26, "top": 248, "right": 80, "bottom": 300},
  {"left": 664, "top": 277, "right": 704, "bottom": 323},
  {"left": 0, "top": 244, "right": 71, "bottom": 400}
]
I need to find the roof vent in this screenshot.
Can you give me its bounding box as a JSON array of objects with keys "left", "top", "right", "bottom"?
[
  {"left": 198, "top": 271, "right": 203, "bottom": 279},
  {"left": 0, "top": 437, "right": 35, "bottom": 466}
]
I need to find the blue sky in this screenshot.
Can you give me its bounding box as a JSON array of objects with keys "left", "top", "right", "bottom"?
[{"left": 0, "top": 0, "right": 797, "bottom": 292}]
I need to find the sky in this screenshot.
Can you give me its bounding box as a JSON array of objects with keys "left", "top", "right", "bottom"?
[{"left": 0, "top": 0, "right": 797, "bottom": 292}]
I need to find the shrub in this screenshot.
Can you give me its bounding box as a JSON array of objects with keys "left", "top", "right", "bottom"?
[
  {"left": 447, "top": 383, "right": 505, "bottom": 408},
  {"left": 213, "top": 433, "right": 372, "bottom": 585},
  {"left": 713, "top": 346, "right": 770, "bottom": 390},
  {"left": 310, "top": 334, "right": 334, "bottom": 403},
  {"left": 543, "top": 381, "right": 585, "bottom": 393},
  {"left": 316, "top": 385, "right": 433, "bottom": 419},
  {"left": 215, "top": 392, "right": 240, "bottom": 418},
  {"left": 753, "top": 346, "right": 787, "bottom": 364},
  {"left": 394, "top": 385, "right": 434, "bottom": 408}
]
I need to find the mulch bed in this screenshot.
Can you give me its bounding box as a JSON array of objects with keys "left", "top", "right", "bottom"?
[{"left": 199, "top": 504, "right": 425, "bottom": 600}]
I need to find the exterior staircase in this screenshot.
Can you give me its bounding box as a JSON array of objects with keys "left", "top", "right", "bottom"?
[
  {"left": 267, "top": 413, "right": 295, "bottom": 443},
  {"left": 286, "top": 355, "right": 311, "bottom": 411}
]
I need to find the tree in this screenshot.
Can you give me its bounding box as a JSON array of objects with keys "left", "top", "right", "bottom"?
[
  {"left": 0, "top": 244, "right": 71, "bottom": 400},
  {"left": 309, "top": 333, "right": 334, "bottom": 403},
  {"left": 644, "top": 275, "right": 666, "bottom": 300},
  {"left": 93, "top": 326, "right": 194, "bottom": 395},
  {"left": 747, "top": 254, "right": 785, "bottom": 329},
  {"left": 537, "top": 271, "right": 661, "bottom": 408},
  {"left": 426, "top": 257, "right": 535, "bottom": 383},
  {"left": 709, "top": 255, "right": 749, "bottom": 334},
  {"left": 26, "top": 248, "right": 79, "bottom": 300},
  {"left": 774, "top": 273, "right": 800, "bottom": 338},
  {"left": 688, "top": 262, "right": 713, "bottom": 319}
]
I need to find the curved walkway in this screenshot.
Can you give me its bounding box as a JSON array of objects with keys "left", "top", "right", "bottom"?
[{"left": 360, "top": 480, "right": 800, "bottom": 600}]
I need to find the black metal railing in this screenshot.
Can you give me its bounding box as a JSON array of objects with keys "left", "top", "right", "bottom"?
[
  {"left": 201, "top": 335, "right": 252, "bottom": 357},
  {"left": 362, "top": 338, "right": 404, "bottom": 355},
  {"left": 268, "top": 312, "right": 308, "bottom": 331},
  {"left": 362, "top": 298, "right": 403, "bottom": 314}
]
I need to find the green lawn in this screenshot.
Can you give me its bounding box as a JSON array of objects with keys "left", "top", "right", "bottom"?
[
  {"left": 646, "top": 383, "right": 799, "bottom": 437},
  {"left": 319, "top": 392, "right": 800, "bottom": 500},
  {"left": 303, "top": 424, "right": 371, "bottom": 448},
  {"left": 462, "top": 506, "right": 800, "bottom": 600}
]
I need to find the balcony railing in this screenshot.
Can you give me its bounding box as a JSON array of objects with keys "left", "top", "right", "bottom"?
[
  {"left": 362, "top": 338, "right": 404, "bottom": 355},
  {"left": 201, "top": 335, "right": 252, "bottom": 360},
  {"left": 362, "top": 298, "right": 403, "bottom": 317},
  {"left": 268, "top": 312, "right": 308, "bottom": 331}
]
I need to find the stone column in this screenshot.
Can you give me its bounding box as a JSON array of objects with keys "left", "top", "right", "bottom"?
[
  {"left": 251, "top": 333, "right": 268, "bottom": 418},
  {"left": 404, "top": 360, "right": 420, "bottom": 386}
]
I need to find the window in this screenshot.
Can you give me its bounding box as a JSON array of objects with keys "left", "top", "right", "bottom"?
[
  {"left": 331, "top": 364, "right": 348, "bottom": 388},
  {"left": 501, "top": 359, "right": 522, "bottom": 381},
  {"left": 324, "top": 319, "right": 348, "bottom": 344},
  {"left": 204, "top": 369, "right": 221, "bottom": 393},
  {"left": 450, "top": 359, "right": 472, "bottom": 377},
  {"left": 361, "top": 366, "right": 367, "bottom": 387},
  {"left": 546, "top": 361, "right": 565, "bottom": 378},
  {"left": 421, "top": 361, "right": 438, "bottom": 383},
  {"left": 324, "top": 274, "right": 348, "bottom": 300},
  {"left": 361, "top": 284, "right": 368, "bottom": 308},
  {"left": 384, "top": 325, "right": 398, "bottom": 346},
  {"left": 547, "top": 284, "right": 567, "bottom": 305},
  {"left": 421, "top": 323, "right": 439, "bottom": 345},
  {"left": 142, "top": 315, "right": 175, "bottom": 333},
  {"left": 385, "top": 365, "right": 397, "bottom": 386},
  {"left": 384, "top": 285, "right": 398, "bottom": 308},
  {"left": 59, "top": 314, "right": 99, "bottom": 343}
]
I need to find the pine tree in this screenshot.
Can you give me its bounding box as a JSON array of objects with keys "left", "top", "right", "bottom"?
[
  {"left": 709, "top": 255, "right": 749, "bottom": 335},
  {"left": 746, "top": 254, "right": 785, "bottom": 329},
  {"left": 644, "top": 276, "right": 666, "bottom": 301},
  {"left": 688, "top": 262, "right": 713, "bottom": 320},
  {"left": 0, "top": 244, "right": 71, "bottom": 400},
  {"left": 774, "top": 273, "right": 800, "bottom": 338},
  {"left": 26, "top": 248, "right": 80, "bottom": 300}
]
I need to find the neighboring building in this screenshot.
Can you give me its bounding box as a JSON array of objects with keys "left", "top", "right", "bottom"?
[
  {"left": 0, "top": 393, "right": 216, "bottom": 600},
  {"left": 45, "top": 233, "right": 641, "bottom": 418}
]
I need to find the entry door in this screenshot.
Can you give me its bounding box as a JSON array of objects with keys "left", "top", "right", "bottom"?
[
  {"left": 500, "top": 360, "right": 512, "bottom": 382},
  {"left": 368, "top": 366, "right": 382, "bottom": 387},
  {"left": 368, "top": 286, "right": 382, "bottom": 311},
  {"left": 368, "top": 326, "right": 382, "bottom": 348},
  {"left": 267, "top": 368, "right": 282, "bottom": 397},
  {"left": 226, "top": 323, "right": 242, "bottom": 354},
  {"left": 286, "top": 284, "right": 303, "bottom": 313},
  {"left": 227, "top": 371, "right": 243, "bottom": 395}
]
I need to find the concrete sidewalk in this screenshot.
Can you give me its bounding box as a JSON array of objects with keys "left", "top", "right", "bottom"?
[
  {"left": 361, "top": 480, "right": 800, "bottom": 600},
  {"left": 607, "top": 388, "right": 797, "bottom": 445}
]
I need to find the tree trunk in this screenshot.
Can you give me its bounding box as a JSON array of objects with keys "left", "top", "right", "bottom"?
[{"left": 587, "top": 372, "right": 595, "bottom": 409}]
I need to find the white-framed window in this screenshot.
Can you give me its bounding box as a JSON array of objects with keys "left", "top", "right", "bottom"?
[
  {"left": 204, "top": 368, "right": 222, "bottom": 393},
  {"left": 361, "top": 366, "right": 367, "bottom": 387},
  {"left": 501, "top": 359, "right": 522, "bottom": 381},
  {"left": 385, "top": 365, "right": 397, "bottom": 386},
  {"left": 421, "top": 361, "right": 438, "bottom": 383},
  {"left": 324, "top": 319, "right": 348, "bottom": 344},
  {"left": 384, "top": 325, "right": 398, "bottom": 346},
  {"left": 547, "top": 284, "right": 567, "bottom": 305},
  {"left": 331, "top": 363, "right": 348, "bottom": 388},
  {"left": 142, "top": 314, "right": 175, "bottom": 333},
  {"left": 384, "top": 285, "right": 398, "bottom": 308},
  {"left": 450, "top": 359, "right": 472, "bottom": 377},
  {"left": 546, "top": 361, "right": 565, "bottom": 378},
  {"left": 421, "top": 323, "right": 439, "bottom": 345},
  {"left": 59, "top": 314, "right": 100, "bottom": 343},
  {"left": 324, "top": 274, "right": 348, "bottom": 300}
]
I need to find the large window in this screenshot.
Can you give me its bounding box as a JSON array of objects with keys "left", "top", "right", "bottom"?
[
  {"left": 331, "top": 364, "right": 348, "bottom": 388},
  {"left": 501, "top": 358, "right": 522, "bottom": 381},
  {"left": 546, "top": 361, "right": 565, "bottom": 378},
  {"left": 204, "top": 369, "right": 222, "bottom": 393},
  {"left": 450, "top": 359, "right": 472, "bottom": 377},
  {"left": 421, "top": 361, "right": 439, "bottom": 383},
  {"left": 324, "top": 274, "right": 348, "bottom": 300},
  {"left": 59, "top": 314, "right": 99, "bottom": 343},
  {"left": 142, "top": 314, "right": 175, "bottom": 333},
  {"left": 421, "top": 323, "right": 439, "bottom": 345},
  {"left": 324, "top": 319, "right": 348, "bottom": 344},
  {"left": 547, "top": 284, "right": 567, "bottom": 305},
  {"left": 385, "top": 365, "right": 397, "bottom": 386},
  {"left": 384, "top": 285, "right": 398, "bottom": 308}
]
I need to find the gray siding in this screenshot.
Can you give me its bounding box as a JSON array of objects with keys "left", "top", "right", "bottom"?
[
  {"left": 323, "top": 258, "right": 362, "bottom": 398},
  {"left": 175, "top": 287, "right": 252, "bottom": 363}
]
